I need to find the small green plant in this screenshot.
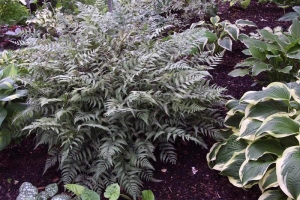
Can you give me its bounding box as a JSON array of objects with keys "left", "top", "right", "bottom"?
[
  {"left": 207, "top": 82, "right": 300, "bottom": 200},
  {"left": 104, "top": 183, "right": 154, "bottom": 200},
  {"left": 0, "top": 0, "right": 29, "bottom": 25},
  {"left": 229, "top": 19, "right": 300, "bottom": 84},
  {"left": 192, "top": 16, "right": 256, "bottom": 53},
  {"left": 0, "top": 51, "right": 27, "bottom": 151}
]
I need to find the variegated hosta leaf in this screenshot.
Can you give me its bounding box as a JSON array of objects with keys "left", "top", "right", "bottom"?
[
  {"left": 277, "top": 146, "right": 300, "bottom": 199},
  {"left": 286, "top": 82, "right": 300, "bottom": 104},
  {"left": 209, "top": 135, "right": 248, "bottom": 171},
  {"left": 239, "top": 159, "right": 275, "bottom": 187},
  {"left": 239, "top": 118, "right": 262, "bottom": 140},
  {"left": 241, "top": 82, "right": 291, "bottom": 105},
  {"left": 246, "top": 139, "right": 284, "bottom": 161},
  {"left": 244, "top": 100, "right": 288, "bottom": 121},
  {"left": 210, "top": 16, "right": 220, "bottom": 25},
  {"left": 224, "top": 112, "right": 244, "bottom": 129},
  {"left": 218, "top": 37, "right": 232, "bottom": 51},
  {"left": 258, "top": 189, "right": 291, "bottom": 200},
  {"left": 255, "top": 114, "right": 300, "bottom": 139},
  {"left": 0, "top": 89, "right": 28, "bottom": 102},
  {"left": 226, "top": 100, "right": 247, "bottom": 115},
  {"left": 220, "top": 151, "right": 246, "bottom": 187},
  {"left": 225, "top": 25, "right": 239, "bottom": 41},
  {"left": 235, "top": 19, "right": 257, "bottom": 27},
  {"left": 0, "top": 77, "right": 15, "bottom": 90},
  {"left": 259, "top": 168, "right": 278, "bottom": 192},
  {"left": 207, "top": 142, "right": 223, "bottom": 169}
]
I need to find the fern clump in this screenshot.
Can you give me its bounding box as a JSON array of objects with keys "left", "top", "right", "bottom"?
[{"left": 14, "top": 1, "right": 226, "bottom": 199}]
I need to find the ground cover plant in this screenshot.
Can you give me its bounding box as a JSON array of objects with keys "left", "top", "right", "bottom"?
[{"left": 0, "top": 0, "right": 297, "bottom": 199}]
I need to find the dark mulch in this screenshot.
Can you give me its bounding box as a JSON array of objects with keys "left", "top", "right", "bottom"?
[{"left": 0, "top": 1, "right": 293, "bottom": 200}]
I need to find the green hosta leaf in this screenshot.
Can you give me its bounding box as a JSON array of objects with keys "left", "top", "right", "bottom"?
[
  {"left": 258, "top": 189, "right": 290, "bottom": 200},
  {"left": 277, "top": 146, "right": 300, "bottom": 199},
  {"left": 220, "top": 151, "right": 246, "bottom": 187},
  {"left": 239, "top": 159, "right": 274, "bottom": 187},
  {"left": 212, "top": 135, "right": 248, "bottom": 171},
  {"left": 290, "top": 19, "right": 300, "bottom": 38},
  {"left": 240, "top": 0, "right": 251, "bottom": 9},
  {"left": 218, "top": 37, "right": 232, "bottom": 51},
  {"left": 0, "top": 107, "right": 8, "bottom": 126},
  {"left": 259, "top": 168, "right": 278, "bottom": 192},
  {"left": 278, "top": 12, "right": 299, "bottom": 21},
  {"left": 228, "top": 68, "right": 249, "bottom": 77},
  {"left": 2, "top": 64, "right": 18, "bottom": 78},
  {"left": 243, "top": 38, "right": 268, "bottom": 50},
  {"left": 249, "top": 47, "right": 266, "bottom": 60},
  {"left": 226, "top": 100, "right": 247, "bottom": 115},
  {"left": 45, "top": 183, "right": 58, "bottom": 197},
  {"left": 252, "top": 62, "right": 270, "bottom": 76},
  {"left": 241, "top": 82, "right": 291, "bottom": 104},
  {"left": 285, "top": 82, "right": 300, "bottom": 104},
  {"left": 259, "top": 30, "right": 276, "bottom": 41},
  {"left": 293, "top": 6, "right": 300, "bottom": 14},
  {"left": 246, "top": 139, "right": 284, "bottom": 160},
  {"left": 104, "top": 184, "right": 120, "bottom": 200},
  {"left": 0, "top": 129, "right": 11, "bottom": 151},
  {"left": 65, "top": 184, "right": 85, "bottom": 196},
  {"left": 225, "top": 25, "right": 239, "bottom": 41},
  {"left": 0, "top": 77, "right": 15, "bottom": 90},
  {"left": 225, "top": 112, "right": 244, "bottom": 129},
  {"left": 202, "top": 30, "right": 218, "bottom": 43},
  {"left": 210, "top": 16, "right": 220, "bottom": 25},
  {"left": 255, "top": 114, "right": 300, "bottom": 139},
  {"left": 245, "top": 100, "right": 288, "bottom": 121},
  {"left": 277, "top": 66, "right": 293, "bottom": 74},
  {"left": 239, "top": 119, "right": 262, "bottom": 140},
  {"left": 235, "top": 19, "right": 257, "bottom": 27},
  {"left": 142, "top": 190, "right": 155, "bottom": 200},
  {"left": 0, "top": 89, "right": 28, "bottom": 102},
  {"left": 80, "top": 189, "right": 100, "bottom": 200},
  {"left": 207, "top": 142, "right": 224, "bottom": 168}
]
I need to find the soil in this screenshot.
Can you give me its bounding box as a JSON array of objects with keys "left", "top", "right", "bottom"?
[{"left": 0, "top": 1, "right": 294, "bottom": 200}]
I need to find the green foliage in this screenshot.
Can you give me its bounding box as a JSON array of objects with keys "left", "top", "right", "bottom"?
[
  {"left": 104, "top": 183, "right": 154, "bottom": 200},
  {"left": 279, "top": 6, "right": 300, "bottom": 21},
  {"left": 222, "top": 0, "right": 251, "bottom": 9},
  {"left": 229, "top": 19, "right": 300, "bottom": 83},
  {"left": 0, "top": 51, "right": 27, "bottom": 151},
  {"left": 0, "top": 0, "right": 29, "bottom": 25},
  {"left": 191, "top": 16, "right": 256, "bottom": 53},
  {"left": 12, "top": 1, "right": 227, "bottom": 199},
  {"left": 207, "top": 82, "right": 300, "bottom": 199},
  {"left": 65, "top": 184, "right": 100, "bottom": 200}
]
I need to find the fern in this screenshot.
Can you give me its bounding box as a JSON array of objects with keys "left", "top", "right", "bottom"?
[{"left": 13, "top": 1, "right": 227, "bottom": 199}]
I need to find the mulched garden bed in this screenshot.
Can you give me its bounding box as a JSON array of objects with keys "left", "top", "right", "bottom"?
[{"left": 0, "top": 1, "right": 293, "bottom": 199}]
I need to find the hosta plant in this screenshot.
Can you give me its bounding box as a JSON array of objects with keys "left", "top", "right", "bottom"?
[
  {"left": 229, "top": 19, "right": 300, "bottom": 83},
  {"left": 13, "top": 1, "right": 227, "bottom": 199},
  {"left": 279, "top": 6, "right": 300, "bottom": 21},
  {"left": 207, "top": 81, "right": 300, "bottom": 199},
  {"left": 191, "top": 16, "right": 256, "bottom": 53},
  {"left": 0, "top": 51, "right": 27, "bottom": 151}
]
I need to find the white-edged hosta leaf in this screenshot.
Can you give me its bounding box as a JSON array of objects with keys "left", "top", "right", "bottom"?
[
  {"left": 258, "top": 189, "right": 290, "bottom": 200},
  {"left": 220, "top": 151, "right": 246, "bottom": 187},
  {"left": 244, "top": 100, "right": 288, "bottom": 121},
  {"left": 212, "top": 135, "right": 248, "bottom": 171},
  {"left": 207, "top": 142, "right": 223, "bottom": 168},
  {"left": 228, "top": 68, "right": 250, "bottom": 77},
  {"left": 276, "top": 146, "right": 300, "bottom": 199},
  {"left": 246, "top": 139, "right": 284, "bottom": 160},
  {"left": 239, "top": 159, "right": 274, "bottom": 187},
  {"left": 0, "top": 77, "right": 15, "bottom": 90},
  {"left": 293, "top": 6, "right": 300, "bottom": 14},
  {"left": 225, "top": 25, "right": 239, "bottom": 41},
  {"left": 210, "top": 16, "right": 220, "bottom": 25},
  {"left": 241, "top": 82, "right": 291, "bottom": 105},
  {"left": 218, "top": 37, "right": 232, "bottom": 51},
  {"left": 226, "top": 100, "right": 247, "bottom": 115},
  {"left": 286, "top": 82, "right": 300, "bottom": 104},
  {"left": 224, "top": 112, "right": 244, "bottom": 129},
  {"left": 235, "top": 19, "right": 257, "bottom": 27},
  {"left": 255, "top": 114, "right": 300, "bottom": 139},
  {"left": 239, "top": 118, "right": 262, "bottom": 140},
  {"left": 259, "top": 167, "right": 278, "bottom": 192}
]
